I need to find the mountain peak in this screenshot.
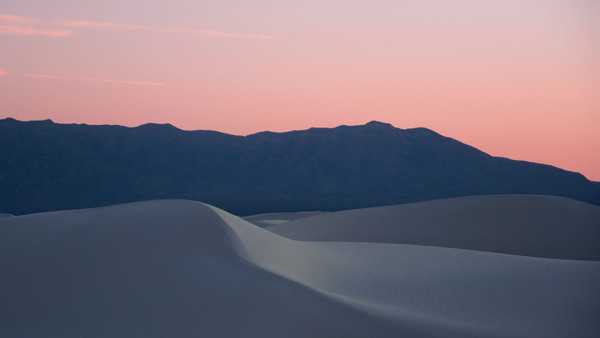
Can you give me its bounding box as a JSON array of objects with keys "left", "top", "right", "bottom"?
[
  {"left": 1, "top": 117, "right": 54, "bottom": 124},
  {"left": 137, "top": 122, "right": 180, "bottom": 130},
  {"left": 362, "top": 121, "right": 396, "bottom": 129}
]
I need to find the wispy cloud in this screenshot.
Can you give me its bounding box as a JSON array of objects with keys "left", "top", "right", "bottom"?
[
  {"left": 0, "top": 14, "right": 273, "bottom": 40},
  {"left": 62, "top": 20, "right": 146, "bottom": 31},
  {"left": 0, "top": 68, "right": 7, "bottom": 77},
  {"left": 0, "top": 14, "right": 36, "bottom": 24},
  {"left": 0, "top": 14, "right": 71, "bottom": 37},
  {"left": 0, "top": 25, "right": 71, "bottom": 37},
  {"left": 25, "top": 74, "right": 166, "bottom": 87},
  {"left": 62, "top": 19, "right": 274, "bottom": 40}
]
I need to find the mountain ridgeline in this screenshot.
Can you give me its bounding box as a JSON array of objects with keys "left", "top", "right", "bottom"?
[{"left": 1, "top": 118, "right": 598, "bottom": 215}]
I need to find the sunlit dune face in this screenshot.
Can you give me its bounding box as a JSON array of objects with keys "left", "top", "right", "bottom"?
[{"left": 0, "top": 0, "right": 598, "bottom": 179}]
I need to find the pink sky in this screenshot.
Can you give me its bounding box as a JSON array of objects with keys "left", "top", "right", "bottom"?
[{"left": 1, "top": 0, "right": 599, "bottom": 180}]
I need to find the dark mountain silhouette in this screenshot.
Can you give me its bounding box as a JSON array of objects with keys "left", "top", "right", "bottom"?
[{"left": 1, "top": 117, "right": 598, "bottom": 215}]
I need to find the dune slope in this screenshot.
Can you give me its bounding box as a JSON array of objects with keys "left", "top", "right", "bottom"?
[
  {"left": 267, "top": 195, "right": 600, "bottom": 260},
  {"left": 244, "top": 211, "right": 326, "bottom": 227},
  {"left": 0, "top": 201, "right": 395, "bottom": 338},
  {"left": 1, "top": 199, "right": 599, "bottom": 338}
]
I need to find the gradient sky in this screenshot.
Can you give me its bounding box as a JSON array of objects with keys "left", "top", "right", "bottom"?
[{"left": 1, "top": 0, "right": 599, "bottom": 179}]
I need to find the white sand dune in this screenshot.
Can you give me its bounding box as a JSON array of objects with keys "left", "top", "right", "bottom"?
[
  {"left": 244, "top": 211, "right": 326, "bottom": 227},
  {"left": 0, "top": 213, "right": 12, "bottom": 218},
  {"left": 1, "top": 198, "right": 599, "bottom": 338},
  {"left": 267, "top": 195, "right": 600, "bottom": 260}
]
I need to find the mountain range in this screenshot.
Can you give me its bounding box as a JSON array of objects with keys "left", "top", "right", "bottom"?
[{"left": 1, "top": 117, "right": 598, "bottom": 215}]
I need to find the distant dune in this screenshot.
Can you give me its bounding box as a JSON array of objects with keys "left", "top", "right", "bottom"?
[
  {"left": 1, "top": 196, "right": 599, "bottom": 338},
  {"left": 267, "top": 195, "right": 600, "bottom": 260}
]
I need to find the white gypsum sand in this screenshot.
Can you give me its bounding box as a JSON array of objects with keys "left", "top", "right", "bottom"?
[{"left": 1, "top": 197, "right": 599, "bottom": 338}]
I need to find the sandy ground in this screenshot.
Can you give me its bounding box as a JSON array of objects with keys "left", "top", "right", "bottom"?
[
  {"left": 267, "top": 195, "right": 600, "bottom": 260},
  {"left": 1, "top": 196, "right": 599, "bottom": 337},
  {"left": 244, "top": 211, "right": 326, "bottom": 227}
]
